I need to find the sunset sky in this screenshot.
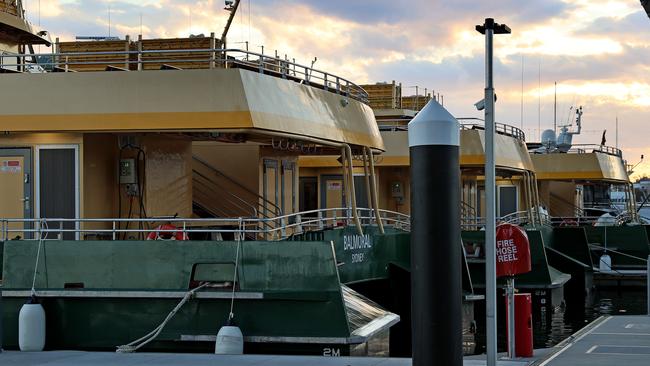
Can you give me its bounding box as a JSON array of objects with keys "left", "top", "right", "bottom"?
[{"left": 25, "top": 0, "right": 650, "bottom": 178}]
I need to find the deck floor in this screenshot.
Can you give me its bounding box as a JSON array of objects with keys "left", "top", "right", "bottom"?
[{"left": 539, "top": 315, "right": 650, "bottom": 366}]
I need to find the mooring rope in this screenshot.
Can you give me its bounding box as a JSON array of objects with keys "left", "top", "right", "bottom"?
[
  {"left": 30, "top": 219, "right": 46, "bottom": 296},
  {"left": 227, "top": 218, "right": 243, "bottom": 323},
  {"left": 589, "top": 244, "right": 648, "bottom": 263},
  {"left": 115, "top": 282, "right": 210, "bottom": 353}
]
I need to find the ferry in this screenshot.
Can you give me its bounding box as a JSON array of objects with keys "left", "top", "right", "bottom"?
[
  {"left": 528, "top": 108, "right": 650, "bottom": 290},
  {"left": 0, "top": 1, "right": 408, "bottom": 356},
  {"left": 302, "top": 81, "right": 576, "bottom": 354}
]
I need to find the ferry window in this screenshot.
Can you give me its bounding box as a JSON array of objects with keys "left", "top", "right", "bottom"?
[
  {"left": 354, "top": 176, "right": 369, "bottom": 209},
  {"left": 498, "top": 186, "right": 518, "bottom": 218}
]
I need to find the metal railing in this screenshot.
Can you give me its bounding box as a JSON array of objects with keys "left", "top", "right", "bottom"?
[
  {"left": 0, "top": 48, "right": 369, "bottom": 104},
  {"left": 461, "top": 210, "right": 552, "bottom": 230},
  {"left": 0, "top": 208, "right": 409, "bottom": 242},
  {"left": 375, "top": 117, "right": 527, "bottom": 143},
  {"left": 567, "top": 144, "right": 623, "bottom": 157},
  {"left": 191, "top": 156, "right": 282, "bottom": 218},
  {"left": 547, "top": 210, "right": 636, "bottom": 226},
  {"left": 457, "top": 118, "right": 526, "bottom": 142}
]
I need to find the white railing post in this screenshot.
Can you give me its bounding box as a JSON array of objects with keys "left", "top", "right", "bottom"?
[
  {"left": 647, "top": 255, "right": 650, "bottom": 316},
  {"left": 137, "top": 35, "right": 143, "bottom": 71},
  {"left": 296, "top": 214, "right": 302, "bottom": 234},
  {"left": 209, "top": 32, "right": 216, "bottom": 69},
  {"left": 112, "top": 221, "right": 117, "bottom": 241},
  {"left": 318, "top": 210, "right": 324, "bottom": 230},
  {"left": 124, "top": 35, "right": 131, "bottom": 70},
  {"left": 54, "top": 37, "right": 59, "bottom": 69}
]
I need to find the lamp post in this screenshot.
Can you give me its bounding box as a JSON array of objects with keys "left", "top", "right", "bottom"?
[{"left": 476, "top": 18, "right": 511, "bottom": 366}]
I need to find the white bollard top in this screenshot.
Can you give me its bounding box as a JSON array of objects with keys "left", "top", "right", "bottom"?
[{"left": 408, "top": 100, "right": 460, "bottom": 147}]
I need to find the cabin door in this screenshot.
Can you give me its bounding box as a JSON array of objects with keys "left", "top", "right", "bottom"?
[
  {"left": 320, "top": 175, "right": 345, "bottom": 218},
  {"left": 0, "top": 148, "right": 32, "bottom": 239},
  {"left": 262, "top": 159, "right": 279, "bottom": 217},
  {"left": 299, "top": 177, "right": 318, "bottom": 216},
  {"left": 36, "top": 146, "right": 79, "bottom": 240}
]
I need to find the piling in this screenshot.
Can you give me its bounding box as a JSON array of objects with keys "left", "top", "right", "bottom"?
[{"left": 409, "top": 100, "right": 461, "bottom": 366}]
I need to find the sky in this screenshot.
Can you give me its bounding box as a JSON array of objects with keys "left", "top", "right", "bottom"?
[{"left": 24, "top": 0, "right": 650, "bottom": 179}]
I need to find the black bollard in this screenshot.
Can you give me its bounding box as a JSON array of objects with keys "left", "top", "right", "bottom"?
[{"left": 409, "top": 100, "right": 461, "bottom": 366}]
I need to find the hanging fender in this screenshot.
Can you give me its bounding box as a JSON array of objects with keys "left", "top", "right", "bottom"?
[{"left": 146, "top": 224, "right": 189, "bottom": 241}]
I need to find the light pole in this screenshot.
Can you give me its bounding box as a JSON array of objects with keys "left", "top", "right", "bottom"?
[{"left": 476, "top": 18, "right": 511, "bottom": 366}]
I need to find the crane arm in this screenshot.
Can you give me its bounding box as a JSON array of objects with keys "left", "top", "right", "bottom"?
[{"left": 221, "top": 0, "right": 241, "bottom": 49}]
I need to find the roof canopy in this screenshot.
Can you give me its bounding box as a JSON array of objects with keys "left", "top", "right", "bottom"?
[
  {"left": 0, "top": 12, "right": 51, "bottom": 45},
  {"left": 0, "top": 68, "right": 383, "bottom": 150}
]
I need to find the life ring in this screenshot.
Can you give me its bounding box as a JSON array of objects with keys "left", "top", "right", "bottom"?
[{"left": 146, "top": 224, "right": 189, "bottom": 241}]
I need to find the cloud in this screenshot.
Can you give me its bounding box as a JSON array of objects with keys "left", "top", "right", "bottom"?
[{"left": 17, "top": 0, "right": 650, "bottom": 173}]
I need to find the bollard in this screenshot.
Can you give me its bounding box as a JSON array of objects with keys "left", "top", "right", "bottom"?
[{"left": 409, "top": 100, "right": 461, "bottom": 366}]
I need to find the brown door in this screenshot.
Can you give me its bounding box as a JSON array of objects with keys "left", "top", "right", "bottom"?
[{"left": 0, "top": 149, "right": 32, "bottom": 240}]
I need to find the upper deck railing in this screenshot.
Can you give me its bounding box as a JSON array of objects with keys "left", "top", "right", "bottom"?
[
  {"left": 375, "top": 117, "right": 527, "bottom": 142},
  {"left": 567, "top": 144, "right": 623, "bottom": 157},
  {"left": 0, "top": 48, "right": 369, "bottom": 104},
  {"left": 457, "top": 118, "right": 526, "bottom": 142}
]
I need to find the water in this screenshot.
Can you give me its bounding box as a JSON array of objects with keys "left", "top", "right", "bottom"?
[
  {"left": 535, "top": 288, "right": 647, "bottom": 349},
  {"left": 474, "top": 288, "right": 648, "bottom": 353}
]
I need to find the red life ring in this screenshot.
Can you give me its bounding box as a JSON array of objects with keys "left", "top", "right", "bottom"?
[{"left": 146, "top": 224, "right": 188, "bottom": 241}]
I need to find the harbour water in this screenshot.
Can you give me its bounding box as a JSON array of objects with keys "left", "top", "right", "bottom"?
[{"left": 474, "top": 288, "right": 648, "bottom": 354}]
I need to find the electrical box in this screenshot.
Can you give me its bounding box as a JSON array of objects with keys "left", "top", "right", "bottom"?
[
  {"left": 391, "top": 181, "right": 404, "bottom": 198},
  {"left": 119, "top": 159, "right": 136, "bottom": 184}
]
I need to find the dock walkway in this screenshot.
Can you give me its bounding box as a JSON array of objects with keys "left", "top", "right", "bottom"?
[
  {"left": 536, "top": 315, "right": 650, "bottom": 366},
  {"left": 0, "top": 351, "right": 531, "bottom": 366},
  {"left": 4, "top": 316, "right": 649, "bottom": 366}
]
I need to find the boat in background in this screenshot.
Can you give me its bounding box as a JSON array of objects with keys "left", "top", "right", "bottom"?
[
  {"left": 528, "top": 107, "right": 650, "bottom": 290},
  {"left": 300, "top": 80, "right": 574, "bottom": 355}
]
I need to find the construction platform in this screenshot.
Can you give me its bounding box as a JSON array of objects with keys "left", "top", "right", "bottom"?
[{"left": 535, "top": 315, "right": 650, "bottom": 365}]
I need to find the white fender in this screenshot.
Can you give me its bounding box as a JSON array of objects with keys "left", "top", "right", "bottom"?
[
  {"left": 214, "top": 325, "right": 243, "bottom": 355},
  {"left": 19, "top": 300, "right": 46, "bottom": 352}
]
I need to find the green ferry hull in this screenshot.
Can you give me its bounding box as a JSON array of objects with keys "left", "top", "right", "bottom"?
[
  {"left": 297, "top": 226, "right": 481, "bottom": 356},
  {"left": 1, "top": 239, "right": 396, "bottom": 356}
]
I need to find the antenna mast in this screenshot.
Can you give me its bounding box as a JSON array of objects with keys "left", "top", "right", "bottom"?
[
  {"left": 221, "top": 0, "right": 242, "bottom": 49},
  {"left": 553, "top": 81, "right": 557, "bottom": 133},
  {"left": 616, "top": 114, "right": 618, "bottom": 149},
  {"left": 108, "top": 5, "right": 111, "bottom": 38},
  {"left": 538, "top": 58, "right": 541, "bottom": 141},
  {"left": 520, "top": 54, "right": 524, "bottom": 129}
]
